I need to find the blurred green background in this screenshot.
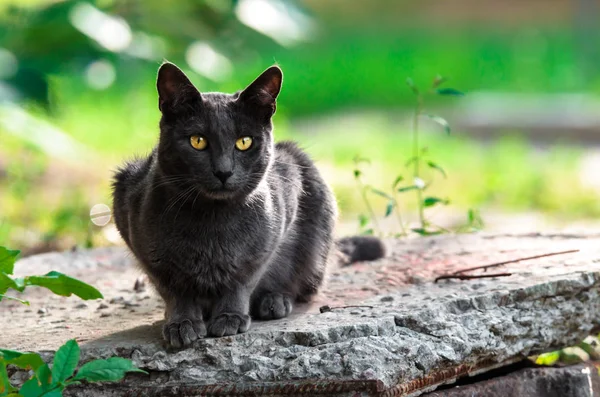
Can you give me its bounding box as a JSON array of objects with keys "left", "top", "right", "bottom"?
[{"left": 1, "top": 0, "right": 600, "bottom": 254}]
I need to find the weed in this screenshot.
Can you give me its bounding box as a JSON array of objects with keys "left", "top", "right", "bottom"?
[
  {"left": 0, "top": 247, "right": 147, "bottom": 396},
  {"left": 354, "top": 75, "right": 482, "bottom": 236}
]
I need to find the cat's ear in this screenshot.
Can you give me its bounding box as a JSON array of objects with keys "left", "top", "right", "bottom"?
[
  {"left": 238, "top": 66, "right": 282, "bottom": 120},
  {"left": 157, "top": 62, "right": 201, "bottom": 112}
]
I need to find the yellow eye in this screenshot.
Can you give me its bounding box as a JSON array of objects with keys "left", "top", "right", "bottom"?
[
  {"left": 235, "top": 136, "right": 253, "bottom": 151},
  {"left": 190, "top": 135, "right": 207, "bottom": 150}
]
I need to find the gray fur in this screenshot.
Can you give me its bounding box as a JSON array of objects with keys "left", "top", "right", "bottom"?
[{"left": 112, "top": 62, "right": 383, "bottom": 347}]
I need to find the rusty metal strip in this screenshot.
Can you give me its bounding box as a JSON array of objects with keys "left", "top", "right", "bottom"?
[{"left": 379, "top": 357, "right": 524, "bottom": 397}]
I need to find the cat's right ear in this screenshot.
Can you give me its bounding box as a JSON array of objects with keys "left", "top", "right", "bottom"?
[{"left": 157, "top": 62, "right": 201, "bottom": 112}]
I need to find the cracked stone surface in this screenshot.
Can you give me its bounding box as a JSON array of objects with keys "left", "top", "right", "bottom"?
[{"left": 2, "top": 232, "right": 600, "bottom": 396}]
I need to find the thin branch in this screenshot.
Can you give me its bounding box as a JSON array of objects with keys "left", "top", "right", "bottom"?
[
  {"left": 434, "top": 249, "right": 579, "bottom": 283},
  {"left": 435, "top": 272, "right": 512, "bottom": 283},
  {"left": 319, "top": 305, "right": 374, "bottom": 313},
  {"left": 452, "top": 249, "right": 579, "bottom": 275}
]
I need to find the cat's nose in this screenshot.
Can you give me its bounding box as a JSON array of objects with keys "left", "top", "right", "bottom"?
[{"left": 213, "top": 170, "right": 233, "bottom": 184}]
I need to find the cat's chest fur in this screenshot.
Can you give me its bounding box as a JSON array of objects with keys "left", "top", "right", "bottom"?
[{"left": 133, "top": 182, "right": 287, "bottom": 293}]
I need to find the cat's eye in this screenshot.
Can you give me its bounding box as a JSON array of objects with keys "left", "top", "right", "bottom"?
[
  {"left": 190, "top": 135, "right": 208, "bottom": 150},
  {"left": 235, "top": 136, "right": 253, "bottom": 151}
]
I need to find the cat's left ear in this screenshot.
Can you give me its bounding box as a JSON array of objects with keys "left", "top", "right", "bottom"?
[{"left": 238, "top": 66, "right": 282, "bottom": 120}]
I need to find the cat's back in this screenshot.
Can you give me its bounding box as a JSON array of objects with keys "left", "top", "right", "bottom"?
[
  {"left": 273, "top": 141, "right": 337, "bottom": 222},
  {"left": 112, "top": 150, "right": 156, "bottom": 246}
]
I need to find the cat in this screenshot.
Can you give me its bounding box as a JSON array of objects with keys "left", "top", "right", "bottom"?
[{"left": 112, "top": 62, "right": 385, "bottom": 347}]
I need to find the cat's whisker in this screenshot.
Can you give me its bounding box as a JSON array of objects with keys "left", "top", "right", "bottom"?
[
  {"left": 174, "top": 187, "right": 198, "bottom": 221},
  {"left": 273, "top": 160, "right": 312, "bottom": 169},
  {"left": 148, "top": 175, "right": 191, "bottom": 193},
  {"left": 161, "top": 185, "right": 196, "bottom": 219}
]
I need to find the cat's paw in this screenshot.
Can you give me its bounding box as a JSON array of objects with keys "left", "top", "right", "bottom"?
[
  {"left": 162, "top": 318, "right": 207, "bottom": 348},
  {"left": 253, "top": 292, "right": 293, "bottom": 320},
  {"left": 208, "top": 312, "right": 251, "bottom": 337}
]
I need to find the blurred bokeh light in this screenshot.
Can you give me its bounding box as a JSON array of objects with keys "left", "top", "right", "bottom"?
[{"left": 1, "top": 0, "right": 599, "bottom": 253}]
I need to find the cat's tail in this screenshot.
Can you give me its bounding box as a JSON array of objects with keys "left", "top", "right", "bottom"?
[{"left": 334, "top": 236, "right": 386, "bottom": 266}]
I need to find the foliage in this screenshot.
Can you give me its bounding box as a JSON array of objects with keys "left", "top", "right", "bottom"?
[
  {"left": 0, "top": 245, "right": 146, "bottom": 395},
  {"left": 0, "top": 339, "right": 147, "bottom": 396},
  {"left": 533, "top": 334, "right": 600, "bottom": 369},
  {"left": 0, "top": 248, "right": 102, "bottom": 304},
  {"left": 353, "top": 76, "right": 481, "bottom": 236}
]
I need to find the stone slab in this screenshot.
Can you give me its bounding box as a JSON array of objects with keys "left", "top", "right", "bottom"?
[
  {"left": 425, "top": 363, "right": 600, "bottom": 397},
  {"left": 3, "top": 233, "right": 600, "bottom": 396}
]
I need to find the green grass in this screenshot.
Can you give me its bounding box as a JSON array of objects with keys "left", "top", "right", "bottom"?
[
  {"left": 2, "top": 24, "right": 600, "bottom": 249},
  {"left": 286, "top": 114, "right": 598, "bottom": 221},
  {"left": 2, "top": 97, "right": 598, "bottom": 250}
]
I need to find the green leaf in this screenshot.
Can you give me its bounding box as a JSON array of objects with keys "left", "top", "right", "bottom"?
[
  {"left": 0, "top": 273, "right": 20, "bottom": 297},
  {"left": 535, "top": 351, "right": 560, "bottom": 366},
  {"left": 0, "top": 295, "right": 29, "bottom": 305},
  {"left": 405, "top": 157, "right": 417, "bottom": 167},
  {"left": 392, "top": 175, "right": 404, "bottom": 189},
  {"left": 411, "top": 228, "right": 444, "bottom": 236},
  {"left": 424, "top": 115, "right": 451, "bottom": 135},
  {"left": 358, "top": 214, "right": 369, "bottom": 229},
  {"left": 370, "top": 188, "right": 393, "bottom": 200},
  {"left": 0, "top": 248, "right": 20, "bottom": 275},
  {"left": 35, "top": 364, "right": 52, "bottom": 390},
  {"left": 436, "top": 88, "right": 465, "bottom": 96},
  {"left": 432, "top": 75, "right": 447, "bottom": 89},
  {"left": 466, "top": 208, "right": 484, "bottom": 230},
  {"left": 427, "top": 161, "right": 447, "bottom": 178},
  {"left": 353, "top": 169, "right": 361, "bottom": 178},
  {"left": 51, "top": 340, "right": 80, "bottom": 383},
  {"left": 406, "top": 77, "right": 419, "bottom": 95},
  {"left": 0, "top": 349, "right": 25, "bottom": 362},
  {"left": 1, "top": 360, "right": 15, "bottom": 395},
  {"left": 397, "top": 185, "right": 418, "bottom": 193},
  {"left": 0, "top": 350, "right": 44, "bottom": 371},
  {"left": 73, "top": 357, "right": 146, "bottom": 383},
  {"left": 423, "top": 197, "right": 449, "bottom": 207},
  {"left": 18, "top": 364, "right": 53, "bottom": 397},
  {"left": 361, "top": 228, "right": 374, "bottom": 236},
  {"left": 24, "top": 272, "right": 103, "bottom": 300},
  {"left": 19, "top": 377, "right": 44, "bottom": 396},
  {"left": 41, "top": 391, "right": 62, "bottom": 397},
  {"left": 385, "top": 201, "right": 395, "bottom": 217}
]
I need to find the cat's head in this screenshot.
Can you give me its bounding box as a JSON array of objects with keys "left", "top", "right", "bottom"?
[{"left": 155, "top": 62, "right": 282, "bottom": 201}]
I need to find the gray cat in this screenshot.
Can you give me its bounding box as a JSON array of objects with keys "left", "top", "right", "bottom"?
[{"left": 112, "top": 62, "right": 384, "bottom": 347}]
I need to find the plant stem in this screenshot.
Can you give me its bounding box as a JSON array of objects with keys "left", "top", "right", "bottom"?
[
  {"left": 392, "top": 192, "right": 408, "bottom": 236},
  {"left": 356, "top": 177, "right": 380, "bottom": 234},
  {"left": 412, "top": 94, "right": 425, "bottom": 229}
]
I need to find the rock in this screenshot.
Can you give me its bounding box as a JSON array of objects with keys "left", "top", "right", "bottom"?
[
  {"left": 133, "top": 276, "right": 146, "bottom": 292},
  {"left": 97, "top": 303, "right": 109, "bottom": 310},
  {"left": 109, "top": 297, "right": 124, "bottom": 304},
  {"left": 3, "top": 233, "right": 600, "bottom": 396},
  {"left": 37, "top": 308, "right": 47, "bottom": 315},
  {"left": 74, "top": 303, "right": 88, "bottom": 309},
  {"left": 425, "top": 363, "right": 600, "bottom": 397}
]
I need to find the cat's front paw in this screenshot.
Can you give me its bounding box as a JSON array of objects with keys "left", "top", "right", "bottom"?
[
  {"left": 208, "top": 312, "right": 251, "bottom": 337},
  {"left": 163, "top": 318, "right": 207, "bottom": 348},
  {"left": 253, "top": 292, "right": 293, "bottom": 320}
]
